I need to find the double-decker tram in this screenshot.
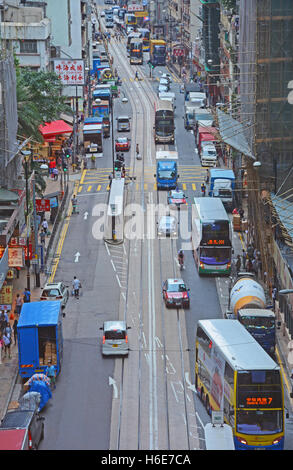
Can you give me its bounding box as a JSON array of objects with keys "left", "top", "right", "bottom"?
[{"left": 195, "top": 319, "right": 285, "bottom": 450}]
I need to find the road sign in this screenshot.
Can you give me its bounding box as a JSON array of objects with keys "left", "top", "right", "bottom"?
[{"left": 173, "top": 47, "right": 185, "bottom": 57}]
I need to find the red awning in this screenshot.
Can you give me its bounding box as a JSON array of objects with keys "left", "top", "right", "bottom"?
[{"left": 39, "top": 120, "right": 73, "bottom": 138}]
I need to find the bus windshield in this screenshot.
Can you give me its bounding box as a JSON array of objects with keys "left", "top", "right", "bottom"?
[
  {"left": 237, "top": 410, "right": 283, "bottom": 435},
  {"left": 158, "top": 170, "right": 176, "bottom": 180},
  {"left": 200, "top": 247, "right": 231, "bottom": 264},
  {"left": 155, "top": 120, "right": 174, "bottom": 136},
  {"left": 154, "top": 45, "right": 166, "bottom": 55},
  {"left": 239, "top": 316, "right": 275, "bottom": 330}
]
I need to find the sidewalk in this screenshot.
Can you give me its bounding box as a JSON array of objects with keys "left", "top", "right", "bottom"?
[{"left": 0, "top": 168, "right": 79, "bottom": 420}]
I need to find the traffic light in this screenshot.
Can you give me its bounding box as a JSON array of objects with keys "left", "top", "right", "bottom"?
[
  {"left": 147, "top": 60, "right": 155, "bottom": 69},
  {"left": 62, "top": 161, "right": 68, "bottom": 172},
  {"left": 65, "top": 148, "right": 70, "bottom": 159},
  {"left": 114, "top": 160, "right": 122, "bottom": 171}
]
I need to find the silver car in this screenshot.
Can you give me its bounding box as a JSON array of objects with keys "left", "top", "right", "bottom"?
[
  {"left": 101, "top": 320, "right": 130, "bottom": 356},
  {"left": 157, "top": 215, "right": 178, "bottom": 238}
]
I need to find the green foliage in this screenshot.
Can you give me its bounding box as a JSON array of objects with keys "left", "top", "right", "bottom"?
[
  {"left": 16, "top": 65, "right": 72, "bottom": 141},
  {"left": 30, "top": 161, "right": 47, "bottom": 197},
  {"left": 221, "top": 0, "right": 236, "bottom": 9}
]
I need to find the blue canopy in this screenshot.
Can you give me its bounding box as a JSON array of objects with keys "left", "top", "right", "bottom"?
[
  {"left": 29, "top": 381, "right": 52, "bottom": 411},
  {"left": 18, "top": 301, "right": 61, "bottom": 328}
]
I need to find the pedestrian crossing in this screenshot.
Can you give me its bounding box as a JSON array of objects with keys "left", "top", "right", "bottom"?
[{"left": 77, "top": 167, "right": 207, "bottom": 194}]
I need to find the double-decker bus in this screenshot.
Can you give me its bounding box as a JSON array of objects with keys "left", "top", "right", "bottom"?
[
  {"left": 191, "top": 197, "right": 232, "bottom": 275},
  {"left": 129, "top": 38, "right": 143, "bottom": 65},
  {"left": 195, "top": 319, "right": 285, "bottom": 450},
  {"left": 126, "top": 31, "right": 142, "bottom": 54},
  {"left": 150, "top": 39, "right": 166, "bottom": 66},
  {"left": 138, "top": 28, "right": 150, "bottom": 51},
  {"left": 154, "top": 100, "right": 175, "bottom": 144}
]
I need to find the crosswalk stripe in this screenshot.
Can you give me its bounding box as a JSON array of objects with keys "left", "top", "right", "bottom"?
[
  {"left": 182, "top": 183, "right": 187, "bottom": 190},
  {"left": 192, "top": 183, "right": 196, "bottom": 191},
  {"left": 78, "top": 185, "right": 83, "bottom": 193},
  {"left": 97, "top": 185, "right": 101, "bottom": 191},
  {"left": 87, "top": 185, "right": 92, "bottom": 192}
]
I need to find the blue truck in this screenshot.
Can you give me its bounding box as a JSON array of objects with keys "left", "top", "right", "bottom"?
[
  {"left": 155, "top": 151, "right": 179, "bottom": 190},
  {"left": 17, "top": 301, "right": 63, "bottom": 379},
  {"left": 208, "top": 168, "right": 235, "bottom": 212}
]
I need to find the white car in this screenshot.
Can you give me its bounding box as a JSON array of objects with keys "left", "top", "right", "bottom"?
[
  {"left": 100, "top": 321, "right": 130, "bottom": 356},
  {"left": 161, "top": 73, "right": 172, "bottom": 83},
  {"left": 159, "top": 78, "right": 170, "bottom": 89},
  {"left": 157, "top": 216, "right": 178, "bottom": 238},
  {"left": 100, "top": 11, "right": 105, "bottom": 17},
  {"left": 157, "top": 84, "right": 169, "bottom": 95},
  {"left": 40, "top": 282, "right": 69, "bottom": 309}
]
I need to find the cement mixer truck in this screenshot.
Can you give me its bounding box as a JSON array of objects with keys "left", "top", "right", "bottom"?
[{"left": 226, "top": 274, "right": 276, "bottom": 355}]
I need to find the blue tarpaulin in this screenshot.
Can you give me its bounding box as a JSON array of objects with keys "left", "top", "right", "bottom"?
[{"left": 29, "top": 381, "right": 52, "bottom": 411}]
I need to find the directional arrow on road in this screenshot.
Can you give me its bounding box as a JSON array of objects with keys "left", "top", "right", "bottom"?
[
  {"left": 185, "top": 372, "right": 196, "bottom": 393},
  {"left": 74, "top": 252, "right": 80, "bottom": 263},
  {"left": 109, "top": 376, "right": 118, "bottom": 399},
  {"left": 84, "top": 211, "right": 89, "bottom": 220}
]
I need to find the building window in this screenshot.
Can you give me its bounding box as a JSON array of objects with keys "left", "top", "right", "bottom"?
[{"left": 19, "top": 40, "right": 37, "bottom": 53}]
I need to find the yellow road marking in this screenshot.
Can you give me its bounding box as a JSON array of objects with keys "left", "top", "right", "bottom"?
[
  {"left": 106, "top": 185, "right": 110, "bottom": 191},
  {"left": 87, "top": 185, "right": 92, "bottom": 192},
  {"left": 182, "top": 183, "right": 187, "bottom": 190},
  {"left": 78, "top": 185, "right": 83, "bottom": 193},
  {"left": 48, "top": 181, "right": 79, "bottom": 283},
  {"left": 97, "top": 185, "right": 101, "bottom": 191},
  {"left": 80, "top": 169, "right": 86, "bottom": 185},
  {"left": 192, "top": 183, "right": 196, "bottom": 191}
]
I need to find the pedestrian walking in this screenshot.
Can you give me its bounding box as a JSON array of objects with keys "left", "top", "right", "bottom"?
[
  {"left": 42, "top": 218, "right": 48, "bottom": 235},
  {"left": 252, "top": 257, "right": 258, "bottom": 277},
  {"left": 3, "top": 325, "right": 12, "bottom": 359},
  {"left": 201, "top": 182, "right": 206, "bottom": 196},
  {"left": 15, "top": 294, "right": 23, "bottom": 316},
  {"left": 72, "top": 276, "right": 81, "bottom": 299},
  {"left": 23, "top": 288, "right": 31, "bottom": 303},
  {"left": 246, "top": 258, "right": 253, "bottom": 273},
  {"left": 205, "top": 169, "right": 210, "bottom": 184},
  {"left": 45, "top": 361, "right": 56, "bottom": 390},
  {"left": 236, "top": 255, "right": 241, "bottom": 275},
  {"left": 13, "top": 318, "right": 18, "bottom": 345},
  {"left": 0, "top": 311, "right": 8, "bottom": 333},
  {"left": 239, "top": 207, "right": 244, "bottom": 220},
  {"left": 242, "top": 249, "right": 247, "bottom": 270},
  {"left": 53, "top": 167, "right": 59, "bottom": 181},
  {"left": 40, "top": 229, "right": 46, "bottom": 247}
]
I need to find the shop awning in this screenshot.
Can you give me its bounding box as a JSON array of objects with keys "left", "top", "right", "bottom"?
[
  {"left": 217, "top": 109, "right": 255, "bottom": 160},
  {"left": 0, "top": 188, "right": 19, "bottom": 203},
  {"left": 39, "top": 120, "right": 73, "bottom": 138}
]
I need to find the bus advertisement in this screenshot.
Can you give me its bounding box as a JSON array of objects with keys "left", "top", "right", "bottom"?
[
  {"left": 129, "top": 38, "right": 143, "bottom": 65},
  {"left": 191, "top": 197, "right": 232, "bottom": 275},
  {"left": 154, "top": 100, "right": 175, "bottom": 144},
  {"left": 195, "top": 319, "right": 285, "bottom": 450}
]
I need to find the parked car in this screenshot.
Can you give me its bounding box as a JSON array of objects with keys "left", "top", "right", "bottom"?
[
  {"left": 159, "top": 78, "right": 170, "bottom": 90},
  {"left": 161, "top": 73, "right": 172, "bottom": 83},
  {"left": 162, "top": 278, "right": 190, "bottom": 309},
  {"left": 40, "top": 282, "right": 69, "bottom": 309},
  {"left": 115, "top": 136, "right": 131, "bottom": 152},
  {"left": 100, "top": 11, "right": 105, "bottom": 17},
  {"left": 100, "top": 320, "right": 130, "bottom": 356},
  {"left": 0, "top": 409, "right": 45, "bottom": 450},
  {"left": 157, "top": 84, "right": 169, "bottom": 95}
]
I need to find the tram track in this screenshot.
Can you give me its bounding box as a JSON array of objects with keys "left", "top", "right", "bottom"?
[{"left": 99, "top": 16, "right": 199, "bottom": 449}]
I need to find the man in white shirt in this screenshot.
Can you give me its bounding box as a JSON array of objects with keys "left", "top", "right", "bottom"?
[{"left": 72, "top": 276, "right": 81, "bottom": 298}]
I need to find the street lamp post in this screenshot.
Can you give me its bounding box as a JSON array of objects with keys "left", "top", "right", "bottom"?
[{"left": 22, "top": 150, "right": 32, "bottom": 291}]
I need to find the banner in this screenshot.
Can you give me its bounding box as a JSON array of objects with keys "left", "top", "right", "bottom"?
[{"left": 8, "top": 247, "right": 24, "bottom": 268}]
